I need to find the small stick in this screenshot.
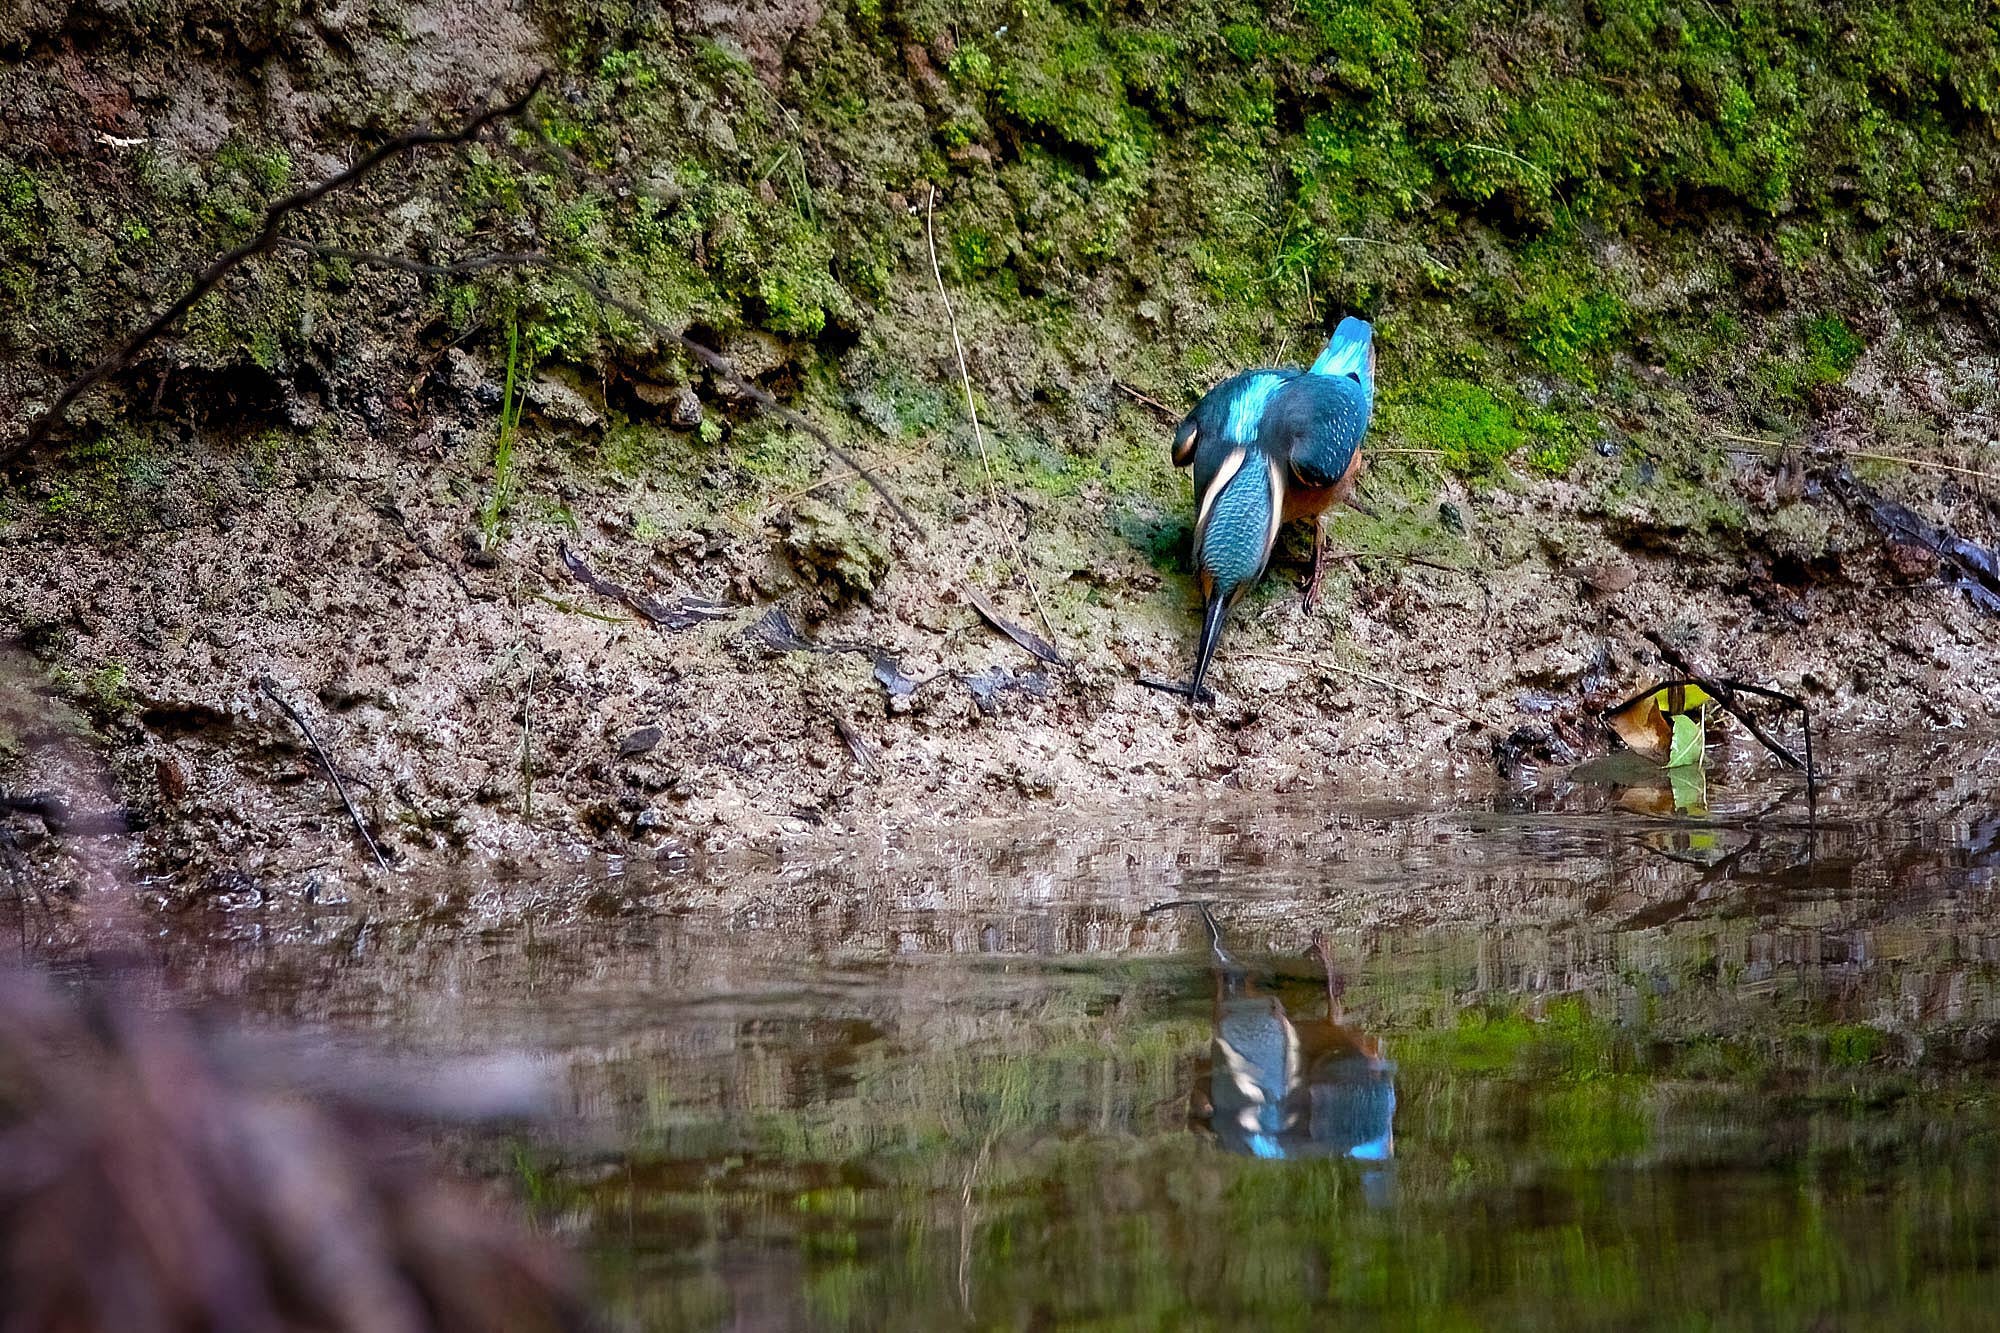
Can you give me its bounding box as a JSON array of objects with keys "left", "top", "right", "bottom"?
[
  {"left": 7, "top": 74, "right": 549, "bottom": 466},
  {"left": 926, "top": 185, "right": 1063, "bottom": 657},
  {"left": 1633, "top": 636, "right": 1815, "bottom": 777},
  {"left": 1137, "top": 674, "right": 1213, "bottom": 705},
  {"left": 1713, "top": 429, "right": 1784, "bottom": 448},
  {"left": 1115, "top": 381, "right": 1179, "bottom": 417},
  {"left": 1713, "top": 431, "right": 1996, "bottom": 483},
  {"left": 529, "top": 592, "right": 627, "bottom": 624},
  {"left": 1843, "top": 450, "right": 2000, "bottom": 484},
  {"left": 520, "top": 665, "right": 536, "bottom": 823},
  {"left": 256, "top": 676, "right": 391, "bottom": 871}
]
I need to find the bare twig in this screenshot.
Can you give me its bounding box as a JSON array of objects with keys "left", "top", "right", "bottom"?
[
  {"left": 1715, "top": 430, "right": 1998, "bottom": 484},
  {"left": 520, "top": 665, "right": 536, "bottom": 823},
  {"left": 7, "top": 74, "right": 549, "bottom": 467},
  {"left": 1115, "top": 380, "right": 1179, "bottom": 418},
  {"left": 1713, "top": 429, "right": 1782, "bottom": 448},
  {"left": 926, "top": 186, "right": 1063, "bottom": 658},
  {"left": 256, "top": 675, "right": 391, "bottom": 871},
  {"left": 1842, "top": 450, "right": 2000, "bottom": 483}
]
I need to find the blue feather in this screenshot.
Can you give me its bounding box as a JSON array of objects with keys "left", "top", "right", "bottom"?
[
  {"left": 1266, "top": 374, "right": 1373, "bottom": 489},
  {"left": 1199, "top": 457, "right": 1277, "bottom": 595},
  {"left": 1222, "top": 373, "right": 1288, "bottom": 444},
  {"left": 1309, "top": 316, "right": 1374, "bottom": 388}
]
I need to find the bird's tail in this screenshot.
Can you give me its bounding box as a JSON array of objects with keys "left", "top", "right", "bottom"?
[
  {"left": 1189, "top": 592, "right": 1230, "bottom": 703},
  {"left": 1310, "top": 316, "right": 1374, "bottom": 380}
]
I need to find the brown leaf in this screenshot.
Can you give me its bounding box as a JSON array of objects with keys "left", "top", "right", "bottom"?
[
  {"left": 962, "top": 583, "right": 1065, "bottom": 666},
  {"left": 1606, "top": 691, "right": 1673, "bottom": 763}
]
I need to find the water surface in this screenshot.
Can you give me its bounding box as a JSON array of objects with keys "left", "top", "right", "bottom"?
[{"left": 20, "top": 740, "right": 2000, "bottom": 1329}]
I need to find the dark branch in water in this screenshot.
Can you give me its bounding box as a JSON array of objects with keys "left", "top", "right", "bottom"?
[
  {"left": 1636, "top": 633, "right": 1815, "bottom": 780},
  {"left": 5, "top": 74, "right": 548, "bottom": 469},
  {"left": 256, "top": 675, "right": 392, "bottom": 872}
]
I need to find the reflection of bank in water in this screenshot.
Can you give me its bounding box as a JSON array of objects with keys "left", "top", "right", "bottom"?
[{"left": 1152, "top": 902, "right": 1395, "bottom": 1169}]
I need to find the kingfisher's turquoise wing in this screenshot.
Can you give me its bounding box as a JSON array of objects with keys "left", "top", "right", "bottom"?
[{"left": 1176, "top": 370, "right": 1296, "bottom": 494}]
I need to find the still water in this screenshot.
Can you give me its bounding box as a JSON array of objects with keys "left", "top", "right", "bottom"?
[{"left": 52, "top": 740, "right": 2000, "bottom": 1329}]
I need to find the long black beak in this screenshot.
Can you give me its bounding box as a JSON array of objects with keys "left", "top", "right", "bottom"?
[{"left": 1188, "top": 592, "right": 1231, "bottom": 703}]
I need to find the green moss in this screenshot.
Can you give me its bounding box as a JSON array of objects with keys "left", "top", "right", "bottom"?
[
  {"left": 1803, "top": 312, "right": 1866, "bottom": 381},
  {"left": 995, "top": 9, "right": 1134, "bottom": 162},
  {"left": 0, "top": 164, "right": 38, "bottom": 252},
  {"left": 1390, "top": 380, "right": 1523, "bottom": 480},
  {"left": 1825, "top": 1023, "right": 1887, "bottom": 1067},
  {"left": 83, "top": 665, "right": 136, "bottom": 717},
  {"left": 1512, "top": 253, "right": 1630, "bottom": 383}
]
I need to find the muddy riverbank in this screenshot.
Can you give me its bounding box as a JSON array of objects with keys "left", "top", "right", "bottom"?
[{"left": 4, "top": 2, "right": 2000, "bottom": 889}]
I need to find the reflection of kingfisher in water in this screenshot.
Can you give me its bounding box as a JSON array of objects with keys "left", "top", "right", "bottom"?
[{"left": 1150, "top": 901, "right": 1395, "bottom": 1164}]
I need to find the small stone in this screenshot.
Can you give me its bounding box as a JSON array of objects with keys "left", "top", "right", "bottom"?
[
  {"left": 783, "top": 499, "right": 892, "bottom": 608},
  {"left": 716, "top": 330, "right": 787, "bottom": 383},
  {"left": 668, "top": 388, "right": 703, "bottom": 430},
  {"left": 446, "top": 348, "right": 490, "bottom": 397},
  {"left": 618, "top": 725, "right": 664, "bottom": 757},
  {"left": 1569, "top": 560, "right": 1638, "bottom": 594},
  {"left": 621, "top": 760, "right": 676, "bottom": 793},
  {"left": 462, "top": 529, "right": 499, "bottom": 568},
  {"left": 525, "top": 372, "right": 604, "bottom": 430}
]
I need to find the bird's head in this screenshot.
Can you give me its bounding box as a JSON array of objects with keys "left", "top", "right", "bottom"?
[{"left": 1310, "top": 316, "right": 1376, "bottom": 401}]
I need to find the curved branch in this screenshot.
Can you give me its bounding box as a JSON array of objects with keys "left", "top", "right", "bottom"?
[{"left": 3, "top": 72, "right": 548, "bottom": 468}]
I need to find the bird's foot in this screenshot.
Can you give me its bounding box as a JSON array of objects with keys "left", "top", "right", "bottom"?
[
  {"left": 1301, "top": 568, "right": 1326, "bottom": 612},
  {"left": 1137, "top": 675, "right": 1216, "bottom": 705}
]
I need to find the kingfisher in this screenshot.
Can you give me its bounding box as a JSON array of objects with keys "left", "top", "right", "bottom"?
[
  {"left": 1147, "top": 901, "right": 1397, "bottom": 1168},
  {"left": 1167, "top": 317, "right": 1376, "bottom": 701}
]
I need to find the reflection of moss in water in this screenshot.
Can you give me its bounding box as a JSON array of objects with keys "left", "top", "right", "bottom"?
[{"left": 533, "top": 948, "right": 2000, "bottom": 1329}]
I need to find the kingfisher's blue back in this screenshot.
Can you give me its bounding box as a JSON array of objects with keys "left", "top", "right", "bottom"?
[{"left": 1167, "top": 317, "right": 1378, "bottom": 700}]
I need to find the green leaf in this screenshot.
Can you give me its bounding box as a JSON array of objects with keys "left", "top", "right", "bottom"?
[
  {"left": 1667, "top": 711, "right": 1704, "bottom": 769},
  {"left": 1669, "top": 767, "right": 1710, "bottom": 818}
]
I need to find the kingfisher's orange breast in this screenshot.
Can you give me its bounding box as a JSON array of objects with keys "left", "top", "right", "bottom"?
[{"left": 1281, "top": 448, "right": 1366, "bottom": 523}]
